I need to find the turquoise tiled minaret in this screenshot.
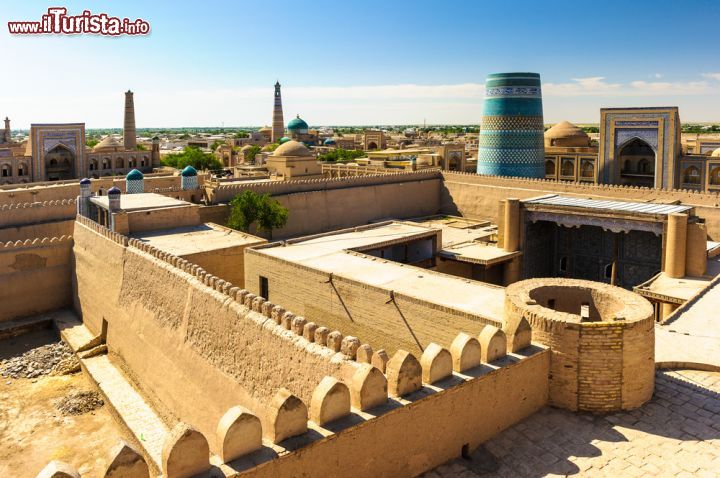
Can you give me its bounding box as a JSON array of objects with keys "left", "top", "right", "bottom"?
[{"left": 477, "top": 72, "right": 545, "bottom": 178}]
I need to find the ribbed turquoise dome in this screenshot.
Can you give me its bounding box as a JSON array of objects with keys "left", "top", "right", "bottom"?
[
  {"left": 279, "top": 136, "right": 291, "bottom": 144},
  {"left": 287, "top": 115, "right": 308, "bottom": 131},
  {"left": 126, "top": 169, "right": 144, "bottom": 180},
  {"left": 181, "top": 165, "right": 198, "bottom": 177},
  {"left": 324, "top": 138, "right": 336, "bottom": 145}
]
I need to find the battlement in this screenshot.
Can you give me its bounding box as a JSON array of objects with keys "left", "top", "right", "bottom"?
[
  {"left": 209, "top": 169, "right": 442, "bottom": 203},
  {"left": 0, "top": 198, "right": 76, "bottom": 210},
  {"left": 68, "top": 215, "right": 547, "bottom": 476},
  {"left": 0, "top": 234, "right": 72, "bottom": 250},
  {"left": 442, "top": 170, "right": 720, "bottom": 205}
]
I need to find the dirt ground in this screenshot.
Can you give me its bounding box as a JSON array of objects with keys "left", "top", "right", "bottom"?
[{"left": 0, "top": 329, "right": 130, "bottom": 477}]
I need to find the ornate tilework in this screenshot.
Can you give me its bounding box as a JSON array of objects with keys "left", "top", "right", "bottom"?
[
  {"left": 126, "top": 178, "right": 144, "bottom": 194},
  {"left": 614, "top": 128, "right": 659, "bottom": 150},
  {"left": 485, "top": 86, "right": 541, "bottom": 98},
  {"left": 181, "top": 175, "right": 198, "bottom": 190},
  {"left": 477, "top": 73, "right": 545, "bottom": 178}
]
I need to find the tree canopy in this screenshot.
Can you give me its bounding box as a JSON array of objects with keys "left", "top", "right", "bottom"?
[
  {"left": 227, "top": 190, "right": 289, "bottom": 239},
  {"left": 162, "top": 146, "right": 223, "bottom": 171}
]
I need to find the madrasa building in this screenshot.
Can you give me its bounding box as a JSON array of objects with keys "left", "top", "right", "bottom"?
[
  {"left": 0, "top": 91, "right": 160, "bottom": 185},
  {"left": 475, "top": 73, "right": 720, "bottom": 192}
]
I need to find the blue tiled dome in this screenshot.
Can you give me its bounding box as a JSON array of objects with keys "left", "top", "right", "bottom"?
[
  {"left": 79, "top": 178, "right": 91, "bottom": 185},
  {"left": 323, "top": 138, "right": 336, "bottom": 145},
  {"left": 108, "top": 186, "right": 121, "bottom": 195},
  {"left": 279, "top": 136, "right": 291, "bottom": 144},
  {"left": 181, "top": 165, "right": 198, "bottom": 177},
  {"left": 126, "top": 169, "right": 144, "bottom": 180},
  {"left": 287, "top": 115, "right": 308, "bottom": 132}
]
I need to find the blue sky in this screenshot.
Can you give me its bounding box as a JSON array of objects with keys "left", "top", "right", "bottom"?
[{"left": 1, "top": 0, "right": 719, "bottom": 127}]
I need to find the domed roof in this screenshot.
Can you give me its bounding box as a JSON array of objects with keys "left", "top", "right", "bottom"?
[
  {"left": 711, "top": 148, "right": 720, "bottom": 158},
  {"left": 259, "top": 126, "right": 272, "bottom": 132},
  {"left": 273, "top": 140, "right": 311, "bottom": 156},
  {"left": 287, "top": 115, "right": 308, "bottom": 131},
  {"left": 93, "top": 135, "right": 123, "bottom": 152},
  {"left": 240, "top": 144, "right": 254, "bottom": 151},
  {"left": 79, "top": 178, "right": 91, "bottom": 185},
  {"left": 544, "top": 121, "right": 589, "bottom": 140},
  {"left": 279, "top": 136, "right": 291, "bottom": 144},
  {"left": 108, "top": 186, "right": 121, "bottom": 195},
  {"left": 324, "top": 138, "right": 336, "bottom": 145},
  {"left": 181, "top": 165, "right": 198, "bottom": 177},
  {"left": 126, "top": 169, "right": 144, "bottom": 180}
]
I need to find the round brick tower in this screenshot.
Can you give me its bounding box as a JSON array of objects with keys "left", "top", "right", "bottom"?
[{"left": 477, "top": 72, "right": 545, "bottom": 178}]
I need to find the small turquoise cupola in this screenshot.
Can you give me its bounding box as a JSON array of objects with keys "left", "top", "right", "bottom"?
[
  {"left": 180, "top": 165, "right": 198, "bottom": 190},
  {"left": 125, "top": 169, "right": 144, "bottom": 194},
  {"left": 323, "top": 138, "right": 336, "bottom": 146},
  {"left": 287, "top": 114, "right": 309, "bottom": 135},
  {"left": 279, "top": 136, "right": 291, "bottom": 144},
  {"left": 107, "top": 186, "right": 121, "bottom": 211}
]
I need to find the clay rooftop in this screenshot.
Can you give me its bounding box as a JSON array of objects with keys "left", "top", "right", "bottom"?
[
  {"left": 256, "top": 221, "right": 506, "bottom": 322},
  {"left": 89, "top": 193, "right": 190, "bottom": 212},
  {"left": 130, "top": 223, "right": 265, "bottom": 256}
]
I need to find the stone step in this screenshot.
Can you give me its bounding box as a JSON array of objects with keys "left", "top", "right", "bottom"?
[
  {"left": 82, "top": 354, "right": 169, "bottom": 475},
  {"left": 55, "top": 310, "right": 102, "bottom": 352}
]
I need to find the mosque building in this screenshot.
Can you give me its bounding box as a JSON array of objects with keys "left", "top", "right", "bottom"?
[{"left": 0, "top": 91, "right": 159, "bottom": 184}]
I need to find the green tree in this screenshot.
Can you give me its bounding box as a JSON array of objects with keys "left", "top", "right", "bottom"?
[
  {"left": 86, "top": 138, "right": 99, "bottom": 148},
  {"left": 162, "top": 146, "right": 223, "bottom": 171},
  {"left": 210, "top": 139, "right": 225, "bottom": 151},
  {"left": 136, "top": 144, "right": 148, "bottom": 151},
  {"left": 317, "top": 148, "right": 365, "bottom": 163},
  {"left": 228, "top": 190, "right": 289, "bottom": 239},
  {"left": 246, "top": 145, "right": 261, "bottom": 162}
]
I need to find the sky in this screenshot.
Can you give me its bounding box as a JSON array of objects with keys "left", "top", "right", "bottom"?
[{"left": 1, "top": 0, "right": 720, "bottom": 128}]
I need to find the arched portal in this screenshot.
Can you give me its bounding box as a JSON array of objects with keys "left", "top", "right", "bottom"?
[
  {"left": 366, "top": 142, "right": 378, "bottom": 150},
  {"left": 45, "top": 145, "right": 75, "bottom": 180},
  {"left": 617, "top": 138, "right": 656, "bottom": 187}
]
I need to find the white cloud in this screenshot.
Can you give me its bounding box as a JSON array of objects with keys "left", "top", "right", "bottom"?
[
  {"left": 629, "top": 80, "right": 712, "bottom": 95},
  {"left": 702, "top": 72, "right": 720, "bottom": 81},
  {"left": 544, "top": 77, "right": 621, "bottom": 96},
  {"left": 653, "top": 73, "right": 664, "bottom": 79}
]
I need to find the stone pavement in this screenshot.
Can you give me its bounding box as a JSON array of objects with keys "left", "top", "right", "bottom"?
[{"left": 424, "top": 370, "right": 720, "bottom": 478}]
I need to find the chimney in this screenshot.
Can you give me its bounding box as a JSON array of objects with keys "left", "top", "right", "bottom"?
[{"left": 124, "top": 90, "right": 137, "bottom": 151}]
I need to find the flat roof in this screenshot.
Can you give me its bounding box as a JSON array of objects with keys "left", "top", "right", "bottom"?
[
  {"left": 259, "top": 222, "right": 505, "bottom": 323},
  {"left": 439, "top": 242, "right": 520, "bottom": 266},
  {"left": 131, "top": 223, "right": 264, "bottom": 256},
  {"left": 89, "top": 193, "right": 190, "bottom": 212},
  {"left": 635, "top": 272, "right": 711, "bottom": 303},
  {"left": 524, "top": 194, "right": 693, "bottom": 216}
]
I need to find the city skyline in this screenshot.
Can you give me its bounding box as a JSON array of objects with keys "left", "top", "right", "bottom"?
[{"left": 2, "top": 0, "right": 720, "bottom": 128}]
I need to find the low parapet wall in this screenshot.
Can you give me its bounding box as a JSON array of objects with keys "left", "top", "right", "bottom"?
[
  {"left": 441, "top": 171, "right": 720, "bottom": 238},
  {"left": 0, "top": 199, "right": 77, "bottom": 229},
  {"left": 208, "top": 169, "right": 442, "bottom": 204},
  {"left": 0, "top": 234, "right": 73, "bottom": 322}
]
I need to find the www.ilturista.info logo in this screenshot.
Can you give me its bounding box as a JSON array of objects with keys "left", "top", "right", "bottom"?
[{"left": 8, "top": 7, "right": 150, "bottom": 36}]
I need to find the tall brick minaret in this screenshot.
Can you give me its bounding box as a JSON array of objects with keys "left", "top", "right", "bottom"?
[
  {"left": 271, "top": 81, "right": 285, "bottom": 142},
  {"left": 3, "top": 117, "right": 10, "bottom": 144},
  {"left": 124, "top": 90, "right": 137, "bottom": 151}
]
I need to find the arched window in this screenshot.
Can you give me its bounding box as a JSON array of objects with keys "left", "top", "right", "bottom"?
[
  {"left": 116, "top": 157, "right": 125, "bottom": 169},
  {"left": 623, "top": 159, "right": 631, "bottom": 172},
  {"left": 710, "top": 167, "right": 720, "bottom": 185},
  {"left": 49, "top": 159, "right": 58, "bottom": 167},
  {"left": 102, "top": 157, "right": 110, "bottom": 169},
  {"left": 561, "top": 159, "right": 574, "bottom": 177},
  {"left": 545, "top": 159, "right": 556, "bottom": 176},
  {"left": 18, "top": 163, "right": 26, "bottom": 176},
  {"left": 128, "top": 156, "right": 135, "bottom": 168},
  {"left": 580, "top": 160, "right": 594, "bottom": 179},
  {"left": 683, "top": 166, "right": 700, "bottom": 185},
  {"left": 1, "top": 164, "right": 10, "bottom": 177}
]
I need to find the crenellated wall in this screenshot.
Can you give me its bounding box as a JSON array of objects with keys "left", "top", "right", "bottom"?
[
  {"left": 0, "top": 199, "right": 77, "bottom": 229},
  {"left": 72, "top": 218, "right": 362, "bottom": 451},
  {"left": 441, "top": 171, "right": 720, "bottom": 238},
  {"left": 0, "top": 234, "right": 73, "bottom": 322}
]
